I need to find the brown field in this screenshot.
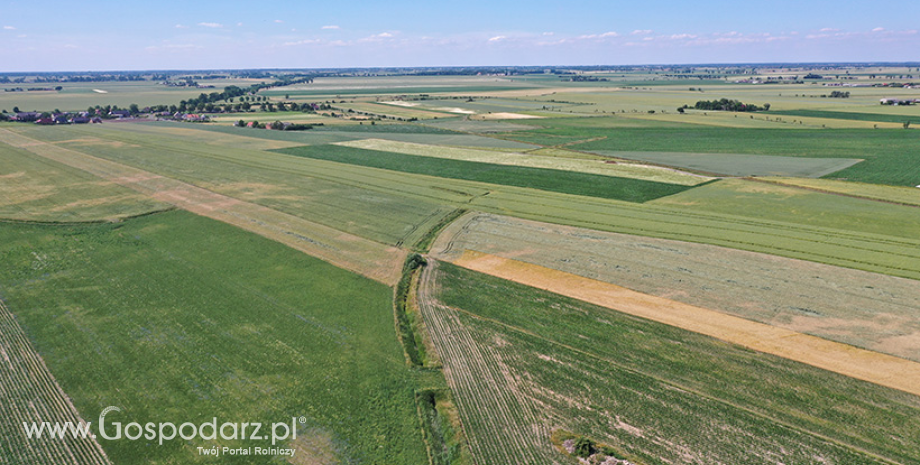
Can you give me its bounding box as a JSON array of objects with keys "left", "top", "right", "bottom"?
[
  {"left": 0, "top": 128, "right": 405, "bottom": 285},
  {"left": 431, "top": 212, "right": 920, "bottom": 361},
  {"left": 448, "top": 250, "right": 920, "bottom": 396}
]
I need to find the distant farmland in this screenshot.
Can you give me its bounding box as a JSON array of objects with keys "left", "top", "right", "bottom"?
[{"left": 2, "top": 66, "right": 919, "bottom": 465}]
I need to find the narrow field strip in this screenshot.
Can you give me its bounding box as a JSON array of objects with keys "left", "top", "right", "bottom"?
[
  {"left": 0, "top": 300, "right": 112, "bottom": 465},
  {"left": 0, "top": 128, "right": 405, "bottom": 285},
  {"left": 335, "top": 138, "right": 711, "bottom": 186},
  {"left": 450, "top": 250, "right": 920, "bottom": 397}
]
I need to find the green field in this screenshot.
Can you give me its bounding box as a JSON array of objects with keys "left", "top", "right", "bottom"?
[
  {"left": 0, "top": 211, "right": 432, "bottom": 464},
  {"left": 276, "top": 144, "right": 697, "bottom": 202},
  {"left": 768, "top": 109, "right": 919, "bottom": 124},
  {"left": 425, "top": 262, "right": 920, "bottom": 464}
]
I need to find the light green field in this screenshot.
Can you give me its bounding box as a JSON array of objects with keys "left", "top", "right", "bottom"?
[
  {"left": 652, "top": 178, "right": 920, "bottom": 240},
  {"left": 336, "top": 138, "right": 711, "bottom": 185},
  {"left": 764, "top": 177, "right": 920, "bottom": 205},
  {"left": 0, "top": 134, "right": 167, "bottom": 221}
]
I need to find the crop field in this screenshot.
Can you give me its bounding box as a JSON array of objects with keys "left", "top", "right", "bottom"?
[
  {"left": 419, "top": 262, "right": 920, "bottom": 464},
  {"left": 0, "top": 127, "right": 406, "bottom": 284},
  {"left": 0, "top": 211, "right": 430, "bottom": 464},
  {"left": 761, "top": 177, "right": 920, "bottom": 205},
  {"left": 3, "top": 66, "right": 920, "bottom": 465},
  {"left": 189, "top": 123, "right": 539, "bottom": 149},
  {"left": 276, "top": 144, "right": 697, "bottom": 202},
  {"left": 0, "top": 136, "right": 167, "bottom": 222},
  {"left": 497, "top": 124, "right": 920, "bottom": 185},
  {"left": 335, "top": 139, "right": 711, "bottom": 185},
  {"left": 417, "top": 119, "right": 533, "bottom": 133},
  {"left": 581, "top": 149, "right": 862, "bottom": 177},
  {"left": 431, "top": 212, "right": 920, "bottom": 361},
  {"left": 652, "top": 178, "right": 920, "bottom": 240},
  {"left": 0, "top": 299, "right": 112, "bottom": 465}
]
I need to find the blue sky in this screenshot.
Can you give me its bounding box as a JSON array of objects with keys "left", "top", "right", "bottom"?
[{"left": 1, "top": 0, "right": 918, "bottom": 72}]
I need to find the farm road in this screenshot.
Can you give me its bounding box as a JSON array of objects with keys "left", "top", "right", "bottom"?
[{"left": 0, "top": 128, "right": 405, "bottom": 285}]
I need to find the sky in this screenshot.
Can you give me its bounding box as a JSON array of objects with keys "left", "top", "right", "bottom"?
[{"left": 1, "top": 0, "right": 918, "bottom": 72}]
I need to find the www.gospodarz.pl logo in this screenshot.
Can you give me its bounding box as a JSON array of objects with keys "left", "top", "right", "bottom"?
[{"left": 23, "top": 406, "right": 304, "bottom": 457}]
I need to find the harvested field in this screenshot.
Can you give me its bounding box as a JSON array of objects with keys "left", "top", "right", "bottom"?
[
  {"left": 448, "top": 250, "right": 920, "bottom": 395},
  {"left": 335, "top": 139, "right": 711, "bottom": 186},
  {"left": 0, "top": 128, "right": 404, "bottom": 285},
  {"left": 431, "top": 212, "right": 920, "bottom": 361},
  {"left": 0, "top": 299, "right": 111, "bottom": 465}
]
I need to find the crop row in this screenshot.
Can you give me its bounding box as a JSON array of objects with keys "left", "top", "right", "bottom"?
[{"left": 0, "top": 300, "right": 111, "bottom": 465}]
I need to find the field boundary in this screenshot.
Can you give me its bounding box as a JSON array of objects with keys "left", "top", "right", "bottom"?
[{"left": 449, "top": 250, "right": 920, "bottom": 397}]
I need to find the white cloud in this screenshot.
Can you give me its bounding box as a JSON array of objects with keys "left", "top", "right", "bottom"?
[
  {"left": 174, "top": 24, "right": 188, "bottom": 29},
  {"left": 237, "top": 22, "right": 243, "bottom": 27},
  {"left": 3, "top": 25, "right": 16, "bottom": 30},
  {"left": 198, "top": 22, "right": 223, "bottom": 28},
  {"left": 578, "top": 31, "right": 619, "bottom": 39},
  {"left": 631, "top": 29, "right": 652, "bottom": 35},
  {"left": 322, "top": 25, "right": 340, "bottom": 30},
  {"left": 274, "top": 19, "right": 284, "bottom": 23},
  {"left": 377, "top": 32, "right": 394, "bottom": 38},
  {"left": 542, "top": 32, "right": 554, "bottom": 36},
  {"left": 283, "top": 39, "right": 322, "bottom": 47},
  {"left": 820, "top": 27, "right": 839, "bottom": 32},
  {"left": 488, "top": 35, "right": 506, "bottom": 42},
  {"left": 872, "top": 27, "right": 885, "bottom": 32},
  {"left": 669, "top": 33, "right": 697, "bottom": 40}
]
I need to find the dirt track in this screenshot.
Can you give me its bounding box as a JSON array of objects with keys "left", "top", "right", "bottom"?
[
  {"left": 451, "top": 250, "right": 920, "bottom": 397},
  {"left": 0, "top": 128, "right": 404, "bottom": 285}
]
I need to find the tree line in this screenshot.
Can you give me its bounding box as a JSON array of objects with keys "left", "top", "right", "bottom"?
[{"left": 680, "top": 98, "right": 770, "bottom": 112}]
